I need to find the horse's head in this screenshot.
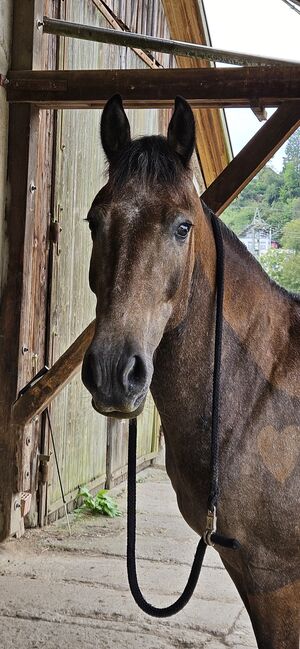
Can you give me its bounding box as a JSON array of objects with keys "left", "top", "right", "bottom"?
[{"left": 82, "top": 95, "right": 199, "bottom": 418}]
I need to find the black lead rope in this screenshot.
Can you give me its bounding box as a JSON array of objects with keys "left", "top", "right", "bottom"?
[
  {"left": 127, "top": 418, "right": 207, "bottom": 618},
  {"left": 127, "top": 211, "right": 240, "bottom": 618}
]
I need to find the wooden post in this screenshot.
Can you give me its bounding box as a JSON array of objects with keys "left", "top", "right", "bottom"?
[{"left": 0, "top": 0, "right": 56, "bottom": 541}]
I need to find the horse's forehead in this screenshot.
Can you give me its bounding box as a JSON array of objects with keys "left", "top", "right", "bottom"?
[{"left": 106, "top": 183, "right": 194, "bottom": 221}]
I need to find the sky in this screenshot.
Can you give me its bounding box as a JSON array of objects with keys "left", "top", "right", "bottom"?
[{"left": 203, "top": 0, "right": 300, "bottom": 171}]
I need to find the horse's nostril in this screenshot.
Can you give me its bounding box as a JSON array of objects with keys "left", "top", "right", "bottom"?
[
  {"left": 123, "top": 354, "right": 147, "bottom": 392},
  {"left": 82, "top": 350, "right": 101, "bottom": 393}
]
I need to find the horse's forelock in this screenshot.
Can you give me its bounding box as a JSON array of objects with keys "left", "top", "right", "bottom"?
[{"left": 108, "top": 135, "right": 187, "bottom": 190}]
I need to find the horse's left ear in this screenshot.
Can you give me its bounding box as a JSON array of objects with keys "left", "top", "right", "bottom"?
[
  {"left": 101, "top": 94, "right": 131, "bottom": 163},
  {"left": 167, "top": 96, "right": 195, "bottom": 167}
]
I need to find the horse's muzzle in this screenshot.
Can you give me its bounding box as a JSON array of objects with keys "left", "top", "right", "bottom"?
[{"left": 81, "top": 339, "right": 151, "bottom": 418}]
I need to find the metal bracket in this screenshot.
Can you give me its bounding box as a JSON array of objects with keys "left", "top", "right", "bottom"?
[
  {"left": 15, "top": 366, "right": 49, "bottom": 402},
  {"left": 49, "top": 220, "right": 62, "bottom": 255},
  {"left": 0, "top": 74, "right": 9, "bottom": 88},
  {"left": 20, "top": 492, "right": 32, "bottom": 517},
  {"left": 39, "top": 454, "right": 51, "bottom": 485},
  {"left": 251, "top": 102, "right": 267, "bottom": 122}
]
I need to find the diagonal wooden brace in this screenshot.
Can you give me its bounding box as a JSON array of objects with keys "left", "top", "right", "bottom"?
[
  {"left": 202, "top": 101, "right": 300, "bottom": 214},
  {"left": 12, "top": 321, "right": 95, "bottom": 427}
]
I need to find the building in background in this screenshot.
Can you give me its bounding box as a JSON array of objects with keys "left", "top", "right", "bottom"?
[{"left": 239, "top": 208, "right": 272, "bottom": 258}]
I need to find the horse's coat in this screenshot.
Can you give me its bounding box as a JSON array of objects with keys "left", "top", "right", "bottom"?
[{"left": 82, "top": 95, "right": 300, "bottom": 648}]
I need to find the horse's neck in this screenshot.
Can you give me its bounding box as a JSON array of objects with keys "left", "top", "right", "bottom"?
[
  {"left": 220, "top": 224, "right": 299, "bottom": 397},
  {"left": 153, "top": 211, "right": 299, "bottom": 427}
]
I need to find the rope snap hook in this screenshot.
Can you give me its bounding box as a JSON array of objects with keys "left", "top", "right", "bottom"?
[{"left": 204, "top": 507, "right": 217, "bottom": 547}]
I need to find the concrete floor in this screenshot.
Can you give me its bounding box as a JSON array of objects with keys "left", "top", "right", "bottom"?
[{"left": 0, "top": 467, "right": 257, "bottom": 649}]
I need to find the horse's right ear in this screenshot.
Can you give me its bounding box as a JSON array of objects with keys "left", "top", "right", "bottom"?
[
  {"left": 101, "top": 94, "right": 131, "bottom": 163},
  {"left": 167, "top": 96, "right": 195, "bottom": 166}
]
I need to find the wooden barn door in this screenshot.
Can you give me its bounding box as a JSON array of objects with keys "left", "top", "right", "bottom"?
[{"left": 42, "top": 0, "right": 162, "bottom": 522}]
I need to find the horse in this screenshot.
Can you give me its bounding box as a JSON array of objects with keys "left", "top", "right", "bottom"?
[{"left": 81, "top": 94, "right": 300, "bottom": 648}]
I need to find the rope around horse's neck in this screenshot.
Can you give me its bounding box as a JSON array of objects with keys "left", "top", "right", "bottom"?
[{"left": 127, "top": 209, "right": 240, "bottom": 618}]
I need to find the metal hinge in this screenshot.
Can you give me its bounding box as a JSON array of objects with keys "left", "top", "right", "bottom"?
[
  {"left": 49, "top": 220, "right": 62, "bottom": 254},
  {"left": 39, "top": 454, "right": 51, "bottom": 485}
]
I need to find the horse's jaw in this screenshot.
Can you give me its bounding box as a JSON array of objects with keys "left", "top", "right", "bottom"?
[{"left": 91, "top": 396, "right": 147, "bottom": 419}]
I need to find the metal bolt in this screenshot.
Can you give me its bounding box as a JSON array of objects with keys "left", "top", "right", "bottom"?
[
  {"left": 14, "top": 500, "right": 21, "bottom": 510},
  {"left": 25, "top": 437, "right": 31, "bottom": 446},
  {"left": 30, "top": 182, "right": 37, "bottom": 193},
  {"left": 22, "top": 345, "right": 29, "bottom": 355},
  {"left": 0, "top": 74, "right": 9, "bottom": 87},
  {"left": 36, "top": 19, "right": 44, "bottom": 29}
]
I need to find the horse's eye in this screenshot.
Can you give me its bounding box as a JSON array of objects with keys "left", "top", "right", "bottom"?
[{"left": 175, "top": 222, "right": 192, "bottom": 241}]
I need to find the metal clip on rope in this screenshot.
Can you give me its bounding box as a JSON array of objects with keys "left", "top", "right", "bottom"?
[{"left": 204, "top": 507, "right": 240, "bottom": 550}]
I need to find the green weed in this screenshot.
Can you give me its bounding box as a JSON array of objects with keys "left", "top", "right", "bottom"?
[{"left": 78, "top": 486, "right": 121, "bottom": 517}]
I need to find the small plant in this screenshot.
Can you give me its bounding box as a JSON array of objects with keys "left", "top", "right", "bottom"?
[{"left": 78, "top": 486, "right": 121, "bottom": 517}]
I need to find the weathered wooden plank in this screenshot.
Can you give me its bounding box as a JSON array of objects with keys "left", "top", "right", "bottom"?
[
  {"left": 11, "top": 320, "right": 96, "bottom": 428},
  {"left": 162, "top": 0, "right": 231, "bottom": 185},
  {"left": 202, "top": 101, "right": 300, "bottom": 214},
  {"left": 7, "top": 66, "right": 300, "bottom": 109},
  {"left": 45, "top": 2, "right": 163, "bottom": 513},
  {"left": 0, "top": 0, "right": 56, "bottom": 542},
  {"left": 91, "top": 0, "right": 163, "bottom": 69}
]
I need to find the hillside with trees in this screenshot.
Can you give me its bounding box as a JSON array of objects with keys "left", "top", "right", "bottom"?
[{"left": 222, "top": 129, "right": 300, "bottom": 292}]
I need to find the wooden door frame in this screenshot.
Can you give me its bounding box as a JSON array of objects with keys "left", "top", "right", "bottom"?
[
  {"left": 2, "top": 9, "right": 300, "bottom": 541},
  {"left": 0, "top": 0, "right": 57, "bottom": 540}
]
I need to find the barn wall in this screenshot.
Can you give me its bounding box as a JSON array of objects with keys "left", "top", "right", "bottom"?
[
  {"left": 45, "top": 0, "right": 171, "bottom": 518},
  {"left": 0, "top": 0, "right": 13, "bottom": 296}
]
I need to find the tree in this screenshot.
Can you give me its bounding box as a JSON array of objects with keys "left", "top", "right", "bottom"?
[
  {"left": 283, "top": 128, "right": 300, "bottom": 174},
  {"left": 259, "top": 249, "right": 300, "bottom": 293},
  {"left": 222, "top": 134, "right": 300, "bottom": 248},
  {"left": 280, "top": 161, "right": 300, "bottom": 202},
  {"left": 222, "top": 205, "right": 254, "bottom": 235},
  {"left": 281, "top": 218, "right": 300, "bottom": 252}
]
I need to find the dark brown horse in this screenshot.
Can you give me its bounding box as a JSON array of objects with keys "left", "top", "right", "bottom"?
[{"left": 82, "top": 95, "right": 300, "bottom": 648}]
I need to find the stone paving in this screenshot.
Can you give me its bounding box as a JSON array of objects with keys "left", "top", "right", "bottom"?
[{"left": 0, "top": 466, "right": 257, "bottom": 649}]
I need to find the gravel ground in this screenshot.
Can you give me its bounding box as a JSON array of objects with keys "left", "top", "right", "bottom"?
[{"left": 0, "top": 466, "right": 256, "bottom": 649}]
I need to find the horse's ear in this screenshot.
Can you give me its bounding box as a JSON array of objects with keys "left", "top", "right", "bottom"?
[
  {"left": 101, "top": 94, "right": 131, "bottom": 163},
  {"left": 167, "top": 96, "right": 195, "bottom": 166}
]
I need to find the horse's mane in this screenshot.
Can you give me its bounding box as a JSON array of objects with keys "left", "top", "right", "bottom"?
[{"left": 108, "top": 135, "right": 186, "bottom": 189}]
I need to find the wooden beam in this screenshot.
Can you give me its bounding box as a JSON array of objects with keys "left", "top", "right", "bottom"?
[
  {"left": 162, "top": 0, "right": 231, "bottom": 185},
  {"left": 42, "top": 17, "right": 300, "bottom": 67},
  {"left": 202, "top": 101, "right": 300, "bottom": 214},
  {"left": 0, "top": 0, "right": 57, "bottom": 542},
  {"left": 12, "top": 321, "right": 95, "bottom": 428},
  {"left": 6, "top": 66, "right": 300, "bottom": 109}
]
